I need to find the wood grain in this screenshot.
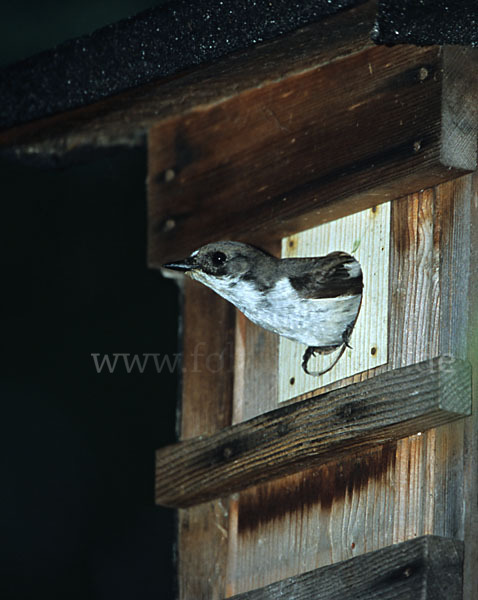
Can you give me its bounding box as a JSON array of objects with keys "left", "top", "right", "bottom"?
[
  {"left": 227, "top": 180, "right": 476, "bottom": 595},
  {"left": 228, "top": 536, "right": 463, "bottom": 600},
  {"left": 180, "top": 278, "right": 235, "bottom": 439},
  {"left": 390, "top": 180, "right": 473, "bottom": 549},
  {"left": 148, "top": 46, "right": 478, "bottom": 265},
  {"left": 279, "top": 203, "right": 390, "bottom": 400},
  {"left": 175, "top": 278, "right": 235, "bottom": 600},
  {"left": 0, "top": 1, "right": 377, "bottom": 166},
  {"left": 232, "top": 312, "right": 279, "bottom": 425},
  {"left": 456, "top": 172, "right": 478, "bottom": 600},
  {"left": 155, "top": 356, "right": 471, "bottom": 508}
]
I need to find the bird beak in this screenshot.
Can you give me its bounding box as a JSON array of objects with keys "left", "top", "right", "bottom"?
[{"left": 162, "top": 256, "right": 198, "bottom": 272}]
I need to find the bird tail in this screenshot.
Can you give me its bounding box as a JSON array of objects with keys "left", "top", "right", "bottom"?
[{"left": 302, "top": 343, "right": 348, "bottom": 377}]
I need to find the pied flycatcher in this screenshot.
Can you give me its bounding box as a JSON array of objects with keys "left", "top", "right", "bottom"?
[{"left": 163, "top": 241, "right": 363, "bottom": 376}]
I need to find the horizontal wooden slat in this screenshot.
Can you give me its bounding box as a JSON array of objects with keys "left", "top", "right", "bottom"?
[
  {"left": 0, "top": 1, "right": 376, "bottom": 166},
  {"left": 228, "top": 535, "right": 464, "bottom": 600},
  {"left": 148, "top": 46, "right": 478, "bottom": 265},
  {"left": 155, "top": 356, "right": 471, "bottom": 508}
]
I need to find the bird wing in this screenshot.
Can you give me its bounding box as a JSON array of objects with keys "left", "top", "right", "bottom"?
[{"left": 288, "top": 251, "right": 362, "bottom": 299}]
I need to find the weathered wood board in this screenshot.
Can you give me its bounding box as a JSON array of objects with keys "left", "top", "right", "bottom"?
[
  {"left": 228, "top": 536, "right": 464, "bottom": 600},
  {"left": 463, "top": 170, "right": 478, "bottom": 600},
  {"left": 148, "top": 46, "right": 478, "bottom": 265},
  {"left": 176, "top": 278, "right": 235, "bottom": 600},
  {"left": 156, "top": 356, "right": 470, "bottom": 508}
]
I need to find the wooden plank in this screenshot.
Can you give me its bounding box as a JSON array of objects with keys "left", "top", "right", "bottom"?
[
  {"left": 148, "top": 46, "right": 478, "bottom": 265},
  {"left": 389, "top": 179, "right": 473, "bottom": 556},
  {"left": 0, "top": 1, "right": 377, "bottom": 166},
  {"left": 456, "top": 172, "right": 478, "bottom": 600},
  {"left": 232, "top": 312, "right": 279, "bottom": 425},
  {"left": 231, "top": 239, "right": 281, "bottom": 424},
  {"left": 279, "top": 202, "right": 390, "bottom": 401},
  {"left": 175, "top": 278, "right": 235, "bottom": 600},
  {"left": 179, "top": 278, "right": 235, "bottom": 439},
  {"left": 228, "top": 536, "right": 464, "bottom": 600},
  {"left": 227, "top": 181, "right": 476, "bottom": 595},
  {"left": 155, "top": 356, "right": 471, "bottom": 508}
]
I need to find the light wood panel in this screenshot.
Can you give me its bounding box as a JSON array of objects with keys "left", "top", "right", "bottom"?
[{"left": 279, "top": 202, "right": 390, "bottom": 401}]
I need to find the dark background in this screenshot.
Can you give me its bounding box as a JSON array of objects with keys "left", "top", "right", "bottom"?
[
  {"left": 1, "top": 2, "right": 178, "bottom": 599},
  {"left": 0, "top": 1, "right": 171, "bottom": 68}
]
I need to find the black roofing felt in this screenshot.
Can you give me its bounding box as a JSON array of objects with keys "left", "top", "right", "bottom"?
[
  {"left": 0, "top": 0, "right": 361, "bottom": 130},
  {"left": 1, "top": 0, "right": 477, "bottom": 132},
  {"left": 372, "top": 0, "right": 478, "bottom": 46}
]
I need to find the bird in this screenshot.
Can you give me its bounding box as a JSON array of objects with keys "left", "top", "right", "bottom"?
[{"left": 163, "top": 241, "right": 363, "bottom": 376}]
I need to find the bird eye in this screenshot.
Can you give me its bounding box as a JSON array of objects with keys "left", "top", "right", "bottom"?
[{"left": 211, "top": 251, "right": 227, "bottom": 266}]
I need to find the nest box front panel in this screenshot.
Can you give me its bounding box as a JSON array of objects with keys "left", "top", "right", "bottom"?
[{"left": 279, "top": 202, "right": 390, "bottom": 402}]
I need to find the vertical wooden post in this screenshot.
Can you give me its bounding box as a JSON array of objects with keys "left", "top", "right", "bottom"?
[
  {"left": 176, "top": 278, "right": 235, "bottom": 600},
  {"left": 463, "top": 172, "right": 478, "bottom": 600}
]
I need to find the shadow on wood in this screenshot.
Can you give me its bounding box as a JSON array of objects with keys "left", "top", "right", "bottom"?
[
  {"left": 155, "top": 356, "right": 471, "bottom": 508},
  {"left": 228, "top": 535, "right": 463, "bottom": 600}
]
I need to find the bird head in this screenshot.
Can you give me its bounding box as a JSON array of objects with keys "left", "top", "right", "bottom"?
[{"left": 162, "top": 241, "right": 270, "bottom": 288}]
